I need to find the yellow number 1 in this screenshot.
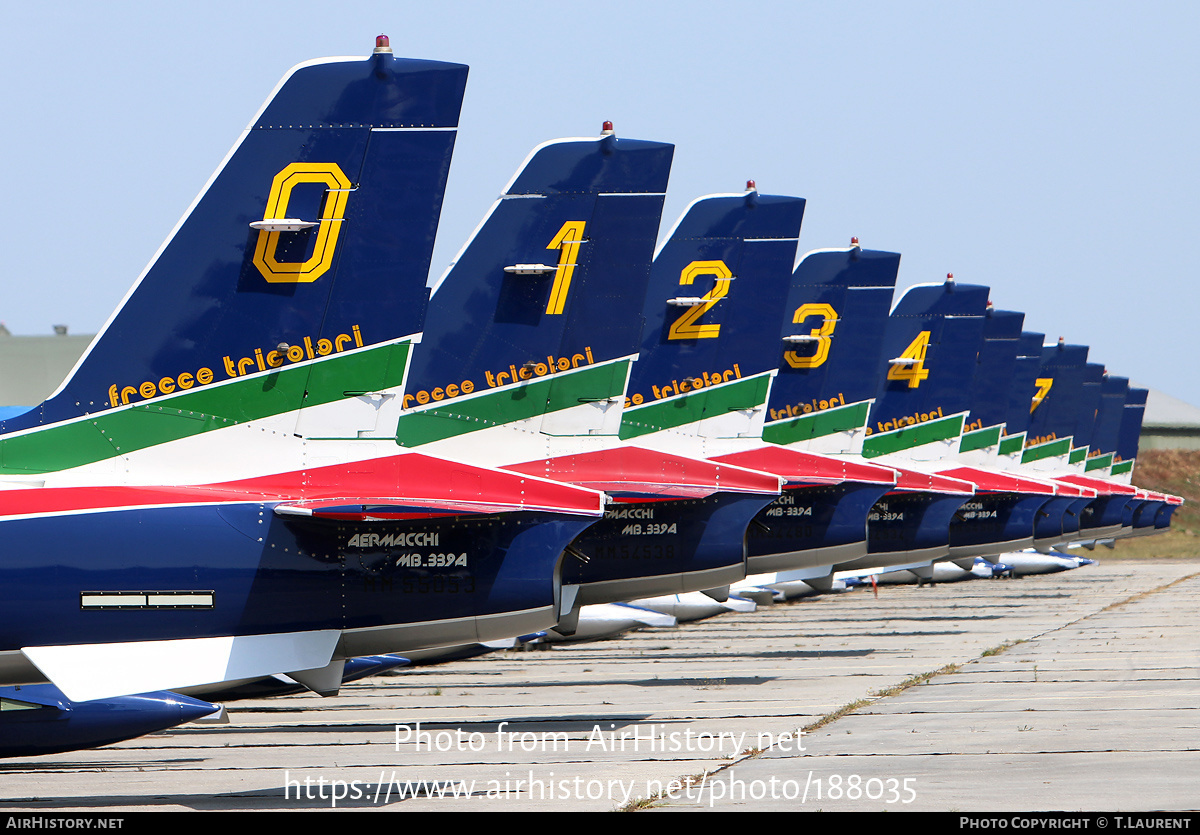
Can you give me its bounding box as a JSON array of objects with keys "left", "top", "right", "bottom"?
[{"left": 545, "top": 221, "right": 587, "bottom": 315}]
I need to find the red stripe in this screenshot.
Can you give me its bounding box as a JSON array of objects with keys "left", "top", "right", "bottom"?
[
  {"left": 505, "top": 446, "right": 782, "bottom": 497},
  {"left": 938, "top": 466, "right": 1058, "bottom": 495},
  {"left": 1053, "top": 474, "right": 1138, "bottom": 496},
  {"left": 0, "top": 453, "right": 604, "bottom": 518},
  {"left": 709, "top": 446, "right": 898, "bottom": 487},
  {"left": 1046, "top": 481, "right": 1094, "bottom": 498},
  {"left": 888, "top": 466, "right": 975, "bottom": 495}
]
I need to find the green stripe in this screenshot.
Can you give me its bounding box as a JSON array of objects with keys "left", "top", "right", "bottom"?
[
  {"left": 1068, "top": 446, "right": 1089, "bottom": 465},
  {"left": 1085, "top": 452, "right": 1115, "bottom": 472},
  {"left": 1020, "top": 437, "right": 1072, "bottom": 464},
  {"left": 861, "top": 413, "right": 964, "bottom": 458},
  {"left": 618, "top": 375, "right": 771, "bottom": 440},
  {"left": 998, "top": 433, "right": 1025, "bottom": 456},
  {"left": 0, "top": 342, "right": 411, "bottom": 475},
  {"left": 958, "top": 424, "right": 1002, "bottom": 453},
  {"left": 762, "top": 400, "right": 870, "bottom": 445},
  {"left": 394, "top": 361, "right": 628, "bottom": 447},
  {"left": 1111, "top": 459, "right": 1134, "bottom": 475}
]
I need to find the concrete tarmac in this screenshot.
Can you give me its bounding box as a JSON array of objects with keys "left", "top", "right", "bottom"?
[{"left": 1, "top": 558, "right": 1197, "bottom": 812}]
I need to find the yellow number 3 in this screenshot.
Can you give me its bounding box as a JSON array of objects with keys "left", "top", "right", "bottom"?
[{"left": 784, "top": 303, "right": 838, "bottom": 368}]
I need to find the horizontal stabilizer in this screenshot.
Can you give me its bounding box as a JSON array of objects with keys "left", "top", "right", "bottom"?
[
  {"left": 710, "top": 447, "right": 898, "bottom": 487},
  {"left": 1054, "top": 474, "right": 1138, "bottom": 496},
  {"left": 1048, "top": 480, "right": 1096, "bottom": 498},
  {"left": 503, "top": 446, "right": 782, "bottom": 499},
  {"left": 0, "top": 453, "right": 605, "bottom": 521},
  {"left": 889, "top": 466, "right": 976, "bottom": 495},
  {"left": 938, "top": 466, "right": 1058, "bottom": 495}
]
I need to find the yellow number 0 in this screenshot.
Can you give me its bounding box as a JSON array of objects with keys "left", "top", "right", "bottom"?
[
  {"left": 253, "top": 162, "right": 352, "bottom": 284},
  {"left": 784, "top": 303, "right": 839, "bottom": 368},
  {"left": 667, "top": 260, "right": 732, "bottom": 340}
]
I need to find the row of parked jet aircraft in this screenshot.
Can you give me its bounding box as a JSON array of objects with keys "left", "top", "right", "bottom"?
[{"left": 0, "top": 37, "right": 1182, "bottom": 757}]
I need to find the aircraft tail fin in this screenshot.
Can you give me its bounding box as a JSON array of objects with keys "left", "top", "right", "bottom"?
[
  {"left": 967, "top": 308, "right": 1026, "bottom": 433},
  {"left": 764, "top": 244, "right": 900, "bottom": 449},
  {"left": 396, "top": 129, "right": 673, "bottom": 450},
  {"left": 1002, "top": 330, "right": 1047, "bottom": 440},
  {"left": 621, "top": 187, "right": 805, "bottom": 441},
  {"left": 862, "top": 277, "right": 990, "bottom": 459},
  {"left": 4, "top": 44, "right": 466, "bottom": 435},
  {"left": 1113, "top": 386, "right": 1148, "bottom": 478},
  {"left": 1, "top": 42, "right": 468, "bottom": 476},
  {"left": 1024, "top": 339, "right": 1090, "bottom": 454}
]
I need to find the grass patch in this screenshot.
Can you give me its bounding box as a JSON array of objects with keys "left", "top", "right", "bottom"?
[
  {"left": 1104, "top": 528, "right": 1200, "bottom": 560},
  {"left": 803, "top": 698, "right": 871, "bottom": 733},
  {"left": 981, "top": 638, "right": 1028, "bottom": 657},
  {"left": 1131, "top": 449, "right": 1200, "bottom": 531},
  {"left": 869, "top": 663, "right": 961, "bottom": 699},
  {"left": 1102, "top": 449, "right": 1200, "bottom": 560},
  {"left": 618, "top": 795, "right": 663, "bottom": 812},
  {"left": 617, "top": 771, "right": 709, "bottom": 812},
  {"left": 1100, "top": 570, "right": 1200, "bottom": 613}
]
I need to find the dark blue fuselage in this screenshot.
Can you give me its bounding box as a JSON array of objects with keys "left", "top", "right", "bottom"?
[{"left": 0, "top": 504, "right": 594, "bottom": 653}]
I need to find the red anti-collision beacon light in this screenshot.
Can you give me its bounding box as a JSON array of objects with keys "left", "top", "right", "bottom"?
[
  {"left": 374, "top": 35, "right": 393, "bottom": 53},
  {"left": 601, "top": 121, "right": 614, "bottom": 135},
  {"left": 850, "top": 236, "right": 860, "bottom": 246},
  {"left": 746, "top": 180, "right": 757, "bottom": 191}
]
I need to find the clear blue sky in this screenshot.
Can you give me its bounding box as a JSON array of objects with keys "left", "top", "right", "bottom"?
[{"left": 3, "top": 1, "right": 1197, "bottom": 406}]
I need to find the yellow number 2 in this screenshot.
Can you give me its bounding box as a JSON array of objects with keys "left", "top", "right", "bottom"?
[{"left": 666, "top": 260, "right": 732, "bottom": 340}]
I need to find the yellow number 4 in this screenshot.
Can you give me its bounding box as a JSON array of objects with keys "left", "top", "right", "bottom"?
[{"left": 887, "top": 330, "right": 931, "bottom": 388}]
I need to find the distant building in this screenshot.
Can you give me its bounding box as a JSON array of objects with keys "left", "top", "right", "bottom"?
[
  {"left": 0, "top": 330, "right": 94, "bottom": 408},
  {"left": 1140, "top": 387, "right": 1200, "bottom": 451}
]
